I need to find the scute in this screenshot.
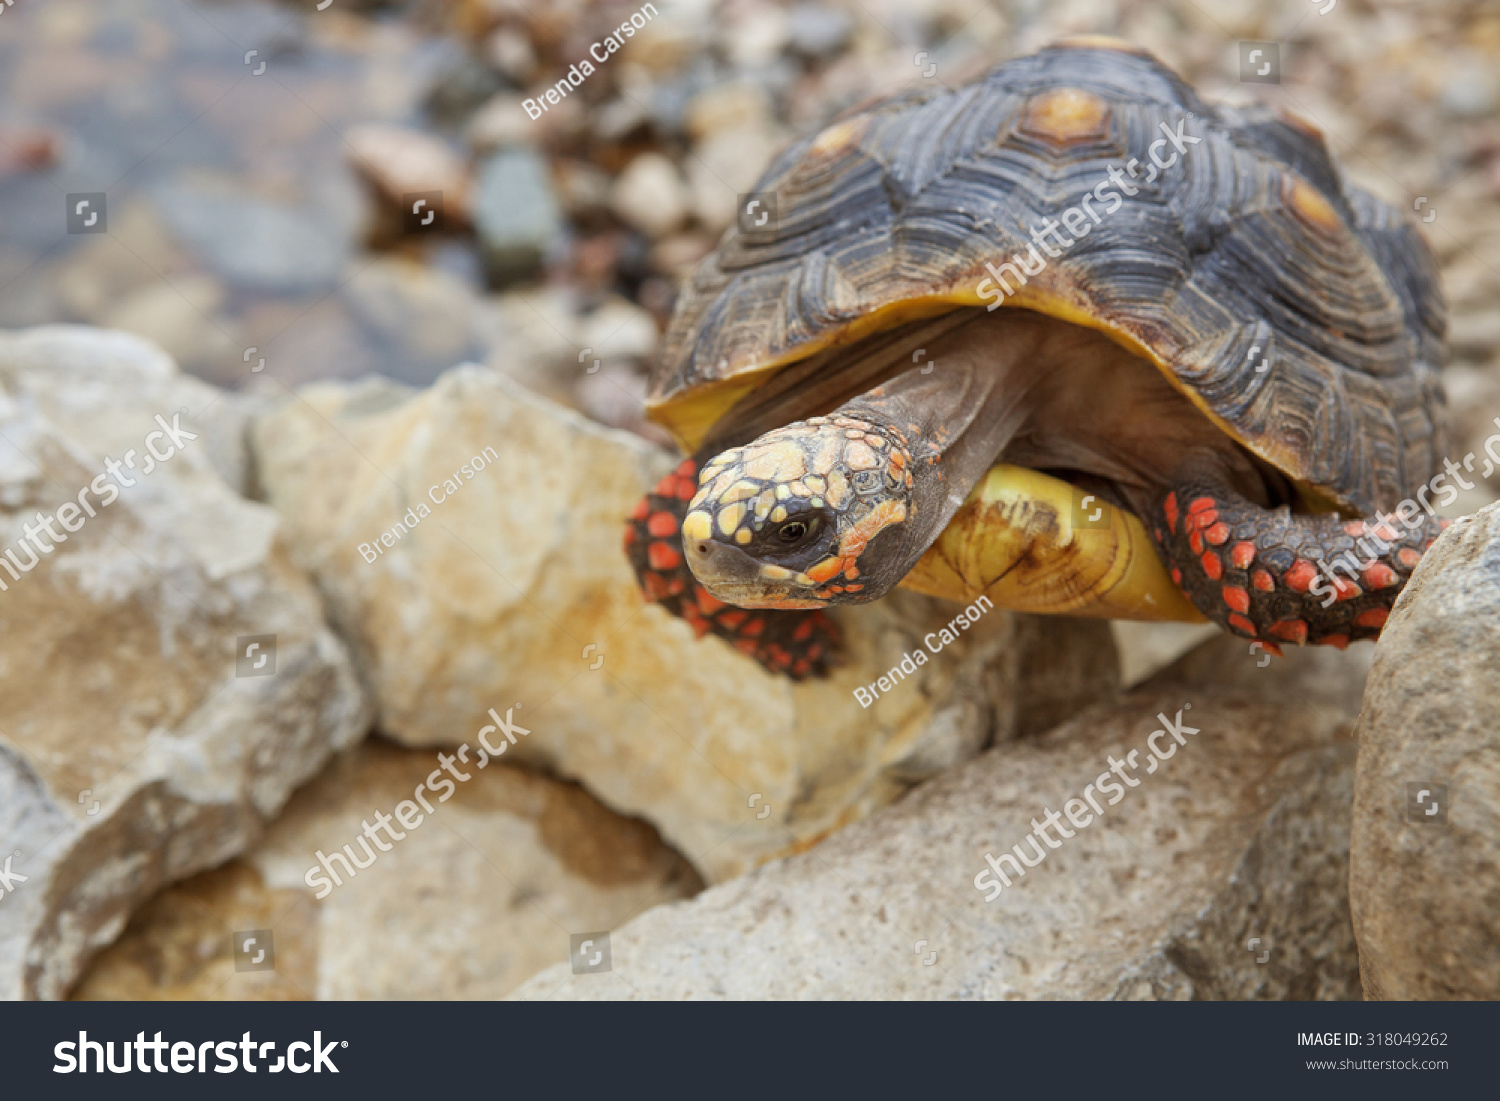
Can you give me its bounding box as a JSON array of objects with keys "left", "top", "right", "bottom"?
[{"left": 648, "top": 42, "right": 1447, "bottom": 514}]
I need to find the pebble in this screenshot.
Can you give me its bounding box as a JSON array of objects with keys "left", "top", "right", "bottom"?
[
  {"left": 471, "top": 148, "right": 566, "bottom": 286},
  {"left": 345, "top": 123, "right": 469, "bottom": 214},
  {"left": 609, "top": 153, "right": 689, "bottom": 239},
  {"left": 785, "top": 3, "right": 854, "bottom": 59}
]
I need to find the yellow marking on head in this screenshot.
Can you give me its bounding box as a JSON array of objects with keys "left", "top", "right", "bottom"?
[
  {"left": 790, "top": 481, "right": 811, "bottom": 496},
  {"left": 770, "top": 505, "right": 788, "bottom": 523},
  {"left": 775, "top": 484, "right": 790, "bottom": 500},
  {"left": 719, "top": 479, "right": 761, "bottom": 505},
  {"left": 743, "top": 440, "right": 807, "bottom": 481},
  {"left": 824, "top": 470, "right": 849, "bottom": 509},
  {"left": 810, "top": 497, "right": 824, "bottom": 508},
  {"left": 754, "top": 488, "right": 776, "bottom": 521},
  {"left": 803, "top": 474, "right": 825, "bottom": 494},
  {"left": 682, "top": 511, "right": 713, "bottom": 542},
  {"left": 761, "top": 564, "right": 794, "bottom": 581},
  {"left": 699, "top": 465, "right": 724, "bottom": 486},
  {"left": 844, "top": 441, "right": 878, "bottom": 471},
  {"left": 716, "top": 502, "right": 747, "bottom": 536},
  {"left": 1021, "top": 87, "right": 1112, "bottom": 145},
  {"left": 735, "top": 528, "right": 753, "bottom": 545}
]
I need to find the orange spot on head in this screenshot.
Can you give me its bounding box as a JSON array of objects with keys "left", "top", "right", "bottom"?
[
  {"left": 1230, "top": 542, "right": 1256, "bottom": 569},
  {"left": 806, "top": 557, "right": 844, "bottom": 584},
  {"left": 837, "top": 499, "right": 908, "bottom": 561},
  {"left": 1354, "top": 607, "right": 1389, "bottom": 630},
  {"left": 1271, "top": 619, "right": 1309, "bottom": 645}
]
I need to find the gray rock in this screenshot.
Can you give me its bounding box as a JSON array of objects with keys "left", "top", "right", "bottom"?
[
  {"left": 0, "top": 327, "right": 370, "bottom": 1000},
  {"left": 510, "top": 635, "right": 1368, "bottom": 1000},
  {"left": 471, "top": 149, "right": 566, "bottom": 286},
  {"left": 1350, "top": 503, "right": 1500, "bottom": 999},
  {"left": 786, "top": 4, "right": 854, "bottom": 59},
  {"left": 152, "top": 179, "right": 349, "bottom": 293}
]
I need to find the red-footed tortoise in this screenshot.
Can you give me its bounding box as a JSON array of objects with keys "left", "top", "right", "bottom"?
[{"left": 625, "top": 38, "right": 1450, "bottom": 678}]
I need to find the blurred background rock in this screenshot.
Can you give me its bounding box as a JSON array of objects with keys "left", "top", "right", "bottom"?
[{"left": 2, "top": 0, "right": 1497, "bottom": 493}]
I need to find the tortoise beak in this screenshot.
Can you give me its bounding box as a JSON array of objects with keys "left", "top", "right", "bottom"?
[{"left": 684, "top": 536, "right": 827, "bottom": 609}]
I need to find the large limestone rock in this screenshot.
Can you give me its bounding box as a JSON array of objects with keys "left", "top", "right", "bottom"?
[
  {"left": 71, "top": 739, "right": 701, "bottom": 1000},
  {"left": 0, "top": 327, "right": 370, "bottom": 1000},
  {"left": 251, "top": 366, "right": 1118, "bottom": 882},
  {"left": 1350, "top": 503, "right": 1500, "bottom": 999},
  {"left": 512, "top": 636, "right": 1373, "bottom": 1000}
]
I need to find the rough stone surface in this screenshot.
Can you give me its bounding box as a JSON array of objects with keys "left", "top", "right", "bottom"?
[
  {"left": 251, "top": 364, "right": 1118, "bottom": 882},
  {"left": 0, "top": 327, "right": 370, "bottom": 1000},
  {"left": 71, "top": 739, "right": 701, "bottom": 1000},
  {"left": 511, "top": 636, "right": 1370, "bottom": 1000},
  {"left": 1350, "top": 503, "right": 1500, "bottom": 1000}
]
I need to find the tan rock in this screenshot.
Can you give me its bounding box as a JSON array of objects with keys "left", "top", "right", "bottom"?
[
  {"left": 251, "top": 364, "right": 1117, "bottom": 882},
  {"left": 511, "top": 635, "right": 1370, "bottom": 1000},
  {"left": 71, "top": 740, "right": 701, "bottom": 1000},
  {"left": 1350, "top": 503, "right": 1500, "bottom": 999},
  {"left": 609, "top": 153, "right": 689, "bottom": 239},
  {"left": 0, "top": 327, "right": 370, "bottom": 1000},
  {"left": 344, "top": 123, "right": 469, "bottom": 218}
]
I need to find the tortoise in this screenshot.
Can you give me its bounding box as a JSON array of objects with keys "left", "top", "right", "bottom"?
[{"left": 625, "top": 37, "right": 1451, "bottom": 679}]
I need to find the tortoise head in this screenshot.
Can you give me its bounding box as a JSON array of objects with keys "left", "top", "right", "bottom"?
[{"left": 681, "top": 415, "right": 918, "bottom": 609}]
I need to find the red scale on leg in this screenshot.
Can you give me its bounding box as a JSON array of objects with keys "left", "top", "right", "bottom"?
[
  {"left": 1222, "top": 586, "right": 1251, "bottom": 614},
  {"left": 1230, "top": 542, "right": 1256, "bottom": 570},
  {"left": 625, "top": 461, "right": 839, "bottom": 679},
  {"left": 1164, "top": 492, "right": 1179, "bottom": 533},
  {"left": 1201, "top": 551, "right": 1222, "bottom": 580}
]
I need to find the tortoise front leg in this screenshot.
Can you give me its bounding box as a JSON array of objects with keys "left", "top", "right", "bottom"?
[
  {"left": 625, "top": 459, "right": 840, "bottom": 678},
  {"left": 1146, "top": 474, "right": 1451, "bottom": 651}
]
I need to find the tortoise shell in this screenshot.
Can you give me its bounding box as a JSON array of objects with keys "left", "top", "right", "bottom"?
[{"left": 647, "top": 38, "right": 1447, "bottom": 516}]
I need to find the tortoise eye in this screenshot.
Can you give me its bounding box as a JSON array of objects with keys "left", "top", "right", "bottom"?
[{"left": 777, "top": 521, "right": 810, "bottom": 544}]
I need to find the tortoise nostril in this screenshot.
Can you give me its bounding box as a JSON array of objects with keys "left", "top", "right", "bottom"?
[{"left": 697, "top": 543, "right": 710, "bottom": 554}]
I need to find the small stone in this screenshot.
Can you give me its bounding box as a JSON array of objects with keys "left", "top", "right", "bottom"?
[
  {"left": 341, "top": 258, "right": 483, "bottom": 380},
  {"left": 485, "top": 27, "right": 536, "bottom": 84},
  {"left": 100, "top": 274, "right": 241, "bottom": 383},
  {"left": 684, "top": 82, "right": 774, "bottom": 144},
  {"left": 1440, "top": 63, "right": 1498, "bottom": 120},
  {"left": 471, "top": 149, "right": 566, "bottom": 286},
  {"left": 609, "top": 153, "right": 689, "bottom": 239},
  {"left": 151, "top": 177, "right": 349, "bottom": 294},
  {"left": 345, "top": 123, "right": 469, "bottom": 215},
  {"left": 785, "top": 3, "right": 854, "bottom": 59}
]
